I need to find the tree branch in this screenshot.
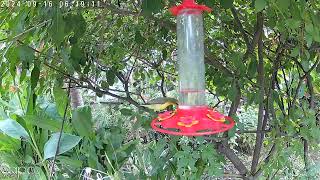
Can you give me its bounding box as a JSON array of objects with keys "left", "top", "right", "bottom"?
[
  {"left": 156, "top": 69, "right": 166, "bottom": 97},
  {"left": 217, "top": 141, "right": 249, "bottom": 177},
  {"left": 251, "top": 12, "right": 264, "bottom": 174},
  {"left": 253, "top": 143, "right": 276, "bottom": 178},
  {"left": 243, "top": 11, "right": 264, "bottom": 61}
]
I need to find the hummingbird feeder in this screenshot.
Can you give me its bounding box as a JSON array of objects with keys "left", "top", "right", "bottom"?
[{"left": 151, "top": 0, "right": 235, "bottom": 136}]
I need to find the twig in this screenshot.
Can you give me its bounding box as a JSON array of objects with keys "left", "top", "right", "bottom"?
[
  {"left": 0, "top": 20, "right": 51, "bottom": 43},
  {"left": 238, "top": 129, "right": 271, "bottom": 134},
  {"left": 275, "top": 78, "right": 286, "bottom": 115},
  {"left": 303, "top": 138, "right": 309, "bottom": 177},
  {"left": 212, "top": 98, "right": 223, "bottom": 109},
  {"left": 16, "top": 40, "right": 145, "bottom": 109},
  {"left": 261, "top": 46, "right": 283, "bottom": 137},
  {"left": 290, "top": 62, "right": 318, "bottom": 113},
  {"left": 50, "top": 81, "right": 71, "bottom": 179},
  {"left": 156, "top": 69, "right": 166, "bottom": 97},
  {"left": 281, "top": 66, "right": 291, "bottom": 108},
  {"left": 253, "top": 143, "right": 276, "bottom": 178},
  {"left": 126, "top": 59, "right": 137, "bottom": 82}
]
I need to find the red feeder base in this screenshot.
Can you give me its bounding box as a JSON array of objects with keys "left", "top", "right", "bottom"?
[{"left": 151, "top": 106, "right": 235, "bottom": 136}]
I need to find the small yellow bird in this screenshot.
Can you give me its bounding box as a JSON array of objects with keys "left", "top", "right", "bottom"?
[{"left": 141, "top": 97, "right": 178, "bottom": 112}]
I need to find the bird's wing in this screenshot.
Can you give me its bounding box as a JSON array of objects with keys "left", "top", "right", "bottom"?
[{"left": 146, "top": 97, "right": 178, "bottom": 105}]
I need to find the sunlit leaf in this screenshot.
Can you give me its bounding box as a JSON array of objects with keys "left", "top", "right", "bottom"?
[
  {"left": 44, "top": 132, "right": 81, "bottom": 160},
  {"left": 0, "top": 119, "right": 29, "bottom": 141}
]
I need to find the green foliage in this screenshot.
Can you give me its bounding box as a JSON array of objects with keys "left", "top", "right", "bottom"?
[
  {"left": 44, "top": 133, "right": 82, "bottom": 160},
  {"left": 255, "top": 0, "right": 267, "bottom": 12},
  {"left": 71, "top": 106, "right": 93, "bottom": 138},
  {"left": 142, "top": 0, "right": 164, "bottom": 15},
  {"left": 48, "top": 8, "right": 66, "bottom": 46},
  {"left": 220, "top": 0, "right": 234, "bottom": 9},
  {"left": 0, "top": 118, "right": 30, "bottom": 141}
]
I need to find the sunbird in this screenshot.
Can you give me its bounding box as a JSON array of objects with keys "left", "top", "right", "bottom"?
[{"left": 141, "top": 97, "right": 178, "bottom": 111}]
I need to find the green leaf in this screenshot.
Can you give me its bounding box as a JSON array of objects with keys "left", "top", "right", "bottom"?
[
  {"left": 71, "top": 45, "right": 86, "bottom": 67},
  {"left": 0, "top": 119, "right": 30, "bottom": 141},
  {"left": 53, "top": 84, "right": 68, "bottom": 117},
  {"left": 20, "top": 69, "right": 27, "bottom": 82},
  {"left": 301, "top": 59, "right": 309, "bottom": 72},
  {"left": 228, "top": 81, "right": 238, "bottom": 101},
  {"left": 255, "top": 0, "right": 266, "bottom": 12},
  {"left": 219, "top": 0, "right": 234, "bottom": 9},
  {"left": 120, "top": 108, "right": 133, "bottom": 116},
  {"left": 8, "top": 10, "right": 28, "bottom": 35},
  {"left": 276, "top": 0, "right": 290, "bottom": 11},
  {"left": 44, "top": 132, "right": 81, "bottom": 160},
  {"left": 134, "top": 30, "right": 145, "bottom": 45},
  {"left": 101, "top": 81, "right": 109, "bottom": 89},
  {"left": 17, "top": 45, "right": 35, "bottom": 63},
  {"left": 39, "top": 101, "right": 62, "bottom": 120},
  {"left": 290, "top": 47, "right": 300, "bottom": 57},
  {"left": 247, "top": 57, "right": 258, "bottom": 77},
  {"left": 49, "top": 8, "right": 66, "bottom": 46},
  {"left": 57, "top": 156, "right": 83, "bottom": 168},
  {"left": 71, "top": 106, "right": 93, "bottom": 137},
  {"left": 106, "top": 70, "right": 116, "bottom": 86},
  {"left": 297, "top": 83, "right": 306, "bottom": 98},
  {"left": 285, "top": 19, "right": 301, "bottom": 29},
  {"left": 142, "top": 0, "right": 163, "bottom": 15},
  {"left": 305, "top": 22, "right": 314, "bottom": 35},
  {"left": 31, "top": 65, "right": 40, "bottom": 90},
  {"left": 306, "top": 34, "right": 313, "bottom": 48},
  {"left": 65, "top": 14, "right": 87, "bottom": 39},
  {"left": 25, "top": 115, "right": 62, "bottom": 132}
]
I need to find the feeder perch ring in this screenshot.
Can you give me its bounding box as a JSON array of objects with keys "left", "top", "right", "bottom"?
[{"left": 151, "top": 106, "right": 235, "bottom": 136}]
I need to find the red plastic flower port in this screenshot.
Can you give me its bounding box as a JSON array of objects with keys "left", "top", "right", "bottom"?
[{"left": 151, "top": 106, "right": 235, "bottom": 136}]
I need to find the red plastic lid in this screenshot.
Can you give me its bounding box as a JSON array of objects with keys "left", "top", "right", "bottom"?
[
  {"left": 151, "top": 106, "right": 235, "bottom": 136},
  {"left": 170, "top": 0, "right": 212, "bottom": 16}
]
